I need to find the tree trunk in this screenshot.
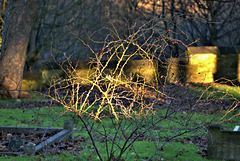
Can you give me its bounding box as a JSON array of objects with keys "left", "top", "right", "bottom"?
[{"left": 0, "top": 0, "right": 38, "bottom": 98}]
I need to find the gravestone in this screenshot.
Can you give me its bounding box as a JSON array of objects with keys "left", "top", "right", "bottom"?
[
  {"left": 215, "top": 46, "right": 240, "bottom": 81},
  {"left": 24, "top": 142, "right": 36, "bottom": 155},
  {"left": 208, "top": 125, "right": 240, "bottom": 160},
  {"left": 165, "top": 58, "right": 187, "bottom": 84},
  {"left": 22, "top": 59, "right": 158, "bottom": 90},
  {"left": 186, "top": 46, "right": 218, "bottom": 83}
]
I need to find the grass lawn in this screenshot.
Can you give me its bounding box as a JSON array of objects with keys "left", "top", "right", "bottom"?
[
  {"left": 0, "top": 83, "right": 239, "bottom": 160},
  {"left": 0, "top": 106, "right": 237, "bottom": 161},
  {"left": 192, "top": 83, "right": 240, "bottom": 100}
]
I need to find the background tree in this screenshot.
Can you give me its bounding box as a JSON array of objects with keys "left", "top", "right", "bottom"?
[
  {"left": 0, "top": 0, "right": 7, "bottom": 52},
  {"left": 179, "top": 0, "right": 240, "bottom": 46},
  {"left": 0, "top": 0, "right": 38, "bottom": 98},
  {"left": 1, "top": 0, "right": 239, "bottom": 98},
  {"left": 143, "top": 0, "right": 240, "bottom": 48}
]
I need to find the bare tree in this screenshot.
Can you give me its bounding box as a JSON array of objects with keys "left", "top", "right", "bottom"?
[
  {"left": 180, "top": 0, "right": 240, "bottom": 46},
  {"left": 142, "top": 0, "right": 240, "bottom": 47},
  {"left": 0, "top": 0, "right": 7, "bottom": 52},
  {"left": 0, "top": 0, "right": 38, "bottom": 98}
]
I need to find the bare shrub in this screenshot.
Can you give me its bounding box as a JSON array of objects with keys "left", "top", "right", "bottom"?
[{"left": 45, "top": 18, "right": 238, "bottom": 160}]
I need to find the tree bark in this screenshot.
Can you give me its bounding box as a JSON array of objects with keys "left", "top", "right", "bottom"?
[{"left": 0, "top": 0, "right": 38, "bottom": 98}]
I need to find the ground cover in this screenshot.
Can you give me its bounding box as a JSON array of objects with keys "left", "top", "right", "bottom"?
[
  {"left": 0, "top": 83, "right": 239, "bottom": 160},
  {"left": 0, "top": 107, "right": 210, "bottom": 160}
]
